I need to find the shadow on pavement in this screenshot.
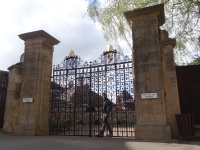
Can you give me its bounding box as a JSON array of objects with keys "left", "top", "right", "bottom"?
[{"left": 0, "top": 134, "right": 200, "bottom": 150}]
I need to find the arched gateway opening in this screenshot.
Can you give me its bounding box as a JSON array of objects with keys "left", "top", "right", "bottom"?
[{"left": 50, "top": 48, "right": 135, "bottom": 137}]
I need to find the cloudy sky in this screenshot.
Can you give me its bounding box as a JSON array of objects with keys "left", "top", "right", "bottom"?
[{"left": 0, "top": 0, "right": 131, "bottom": 71}]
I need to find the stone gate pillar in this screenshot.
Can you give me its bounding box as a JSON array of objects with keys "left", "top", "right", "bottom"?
[
  {"left": 14, "top": 30, "right": 59, "bottom": 135},
  {"left": 3, "top": 62, "right": 23, "bottom": 133},
  {"left": 124, "top": 4, "right": 180, "bottom": 140},
  {"left": 160, "top": 30, "right": 180, "bottom": 138}
]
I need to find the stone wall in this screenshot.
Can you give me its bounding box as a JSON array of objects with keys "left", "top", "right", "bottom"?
[{"left": 3, "top": 62, "right": 23, "bottom": 133}]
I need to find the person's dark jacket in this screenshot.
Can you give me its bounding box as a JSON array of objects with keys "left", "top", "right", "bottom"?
[{"left": 103, "top": 98, "right": 112, "bottom": 114}]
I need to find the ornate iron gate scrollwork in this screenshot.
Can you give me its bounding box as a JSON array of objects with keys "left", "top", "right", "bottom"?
[{"left": 50, "top": 49, "right": 135, "bottom": 137}]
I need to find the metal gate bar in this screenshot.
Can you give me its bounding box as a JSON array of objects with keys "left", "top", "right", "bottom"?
[
  {"left": 176, "top": 65, "right": 200, "bottom": 124},
  {"left": 0, "top": 71, "right": 8, "bottom": 128},
  {"left": 50, "top": 50, "right": 135, "bottom": 137}
]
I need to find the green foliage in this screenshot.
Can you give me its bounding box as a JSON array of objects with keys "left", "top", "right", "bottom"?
[
  {"left": 87, "top": 0, "right": 200, "bottom": 65},
  {"left": 188, "top": 56, "right": 200, "bottom": 65}
]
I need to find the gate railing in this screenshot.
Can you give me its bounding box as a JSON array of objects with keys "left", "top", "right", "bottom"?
[
  {"left": 176, "top": 114, "right": 195, "bottom": 139},
  {"left": 50, "top": 50, "right": 135, "bottom": 137},
  {"left": 0, "top": 70, "right": 8, "bottom": 128}
]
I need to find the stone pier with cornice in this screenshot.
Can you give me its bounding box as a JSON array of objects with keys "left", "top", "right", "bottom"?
[
  {"left": 124, "top": 4, "right": 180, "bottom": 140},
  {"left": 13, "top": 30, "right": 60, "bottom": 135}
]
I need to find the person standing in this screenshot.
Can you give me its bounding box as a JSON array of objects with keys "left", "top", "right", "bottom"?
[{"left": 96, "top": 93, "right": 113, "bottom": 137}]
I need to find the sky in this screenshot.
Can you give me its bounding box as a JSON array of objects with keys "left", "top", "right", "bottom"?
[{"left": 0, "top": 0, "right": 131, "bottom": 71}]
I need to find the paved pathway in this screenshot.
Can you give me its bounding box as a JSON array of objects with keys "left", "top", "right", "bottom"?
[{"left": 0, "top": 134, "right": 200, "bottom": 150}]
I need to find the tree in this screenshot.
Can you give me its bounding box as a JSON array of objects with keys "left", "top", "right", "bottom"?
[
  {"left": 87, "top": 0, "right": 200, "bottom": 65},
  {"left": 189, "top": 57, "right": 200, "bottom": 65}
]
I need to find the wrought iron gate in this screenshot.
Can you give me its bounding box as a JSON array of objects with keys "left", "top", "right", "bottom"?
[
  {"left": 50, "top": 49, "right": 135, "bottom": 137},
  {"left": 0, "top": 70, "right": 8, "bottom": 128}
]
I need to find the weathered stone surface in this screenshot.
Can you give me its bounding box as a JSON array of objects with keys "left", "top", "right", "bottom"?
[
  {"left": 135, "top": 125, "right": 171, "bottom": 140},
  {"left": 124, "top": 4, "right": 165, "bottom": 26},
  {"left": 3, "top": 63, "right": 23, "bottom": 133},
  {"left": 14, "top": 30, "right": 59, "bottom": 136},
  {"left": 124, "top": 4, "right": 180, "bottom": 139},
  {"left": 160, "top": 30, "right": 180, "bottom": 138},
  {"left": 125, "top": 4, "right": 167, "bottom": 124}
]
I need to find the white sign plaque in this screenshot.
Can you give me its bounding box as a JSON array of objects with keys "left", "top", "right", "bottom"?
[
  {"left": 23, "top": 98, "right": 33, "bottom": 103},
  {"left": 141, "top": 93, "right": 158, "bottom": 99}
]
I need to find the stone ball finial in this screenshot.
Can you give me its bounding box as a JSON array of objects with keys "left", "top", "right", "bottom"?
[{"left": 20, "top": 53, "right": 24, "bottom": 62}]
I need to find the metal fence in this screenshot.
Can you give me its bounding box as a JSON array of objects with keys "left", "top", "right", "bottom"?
[
  {"left": 0, "top": 70, "right": 8, "bottom": 128},
  {"left": 176, "top": 65, "right": 200, "bottom": 125},
  {"left": 50, "top": 50, "right": 135, "bottom": 137},
  {"left": 175, "top": 114, "right": 195, "bottom": 139}
]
